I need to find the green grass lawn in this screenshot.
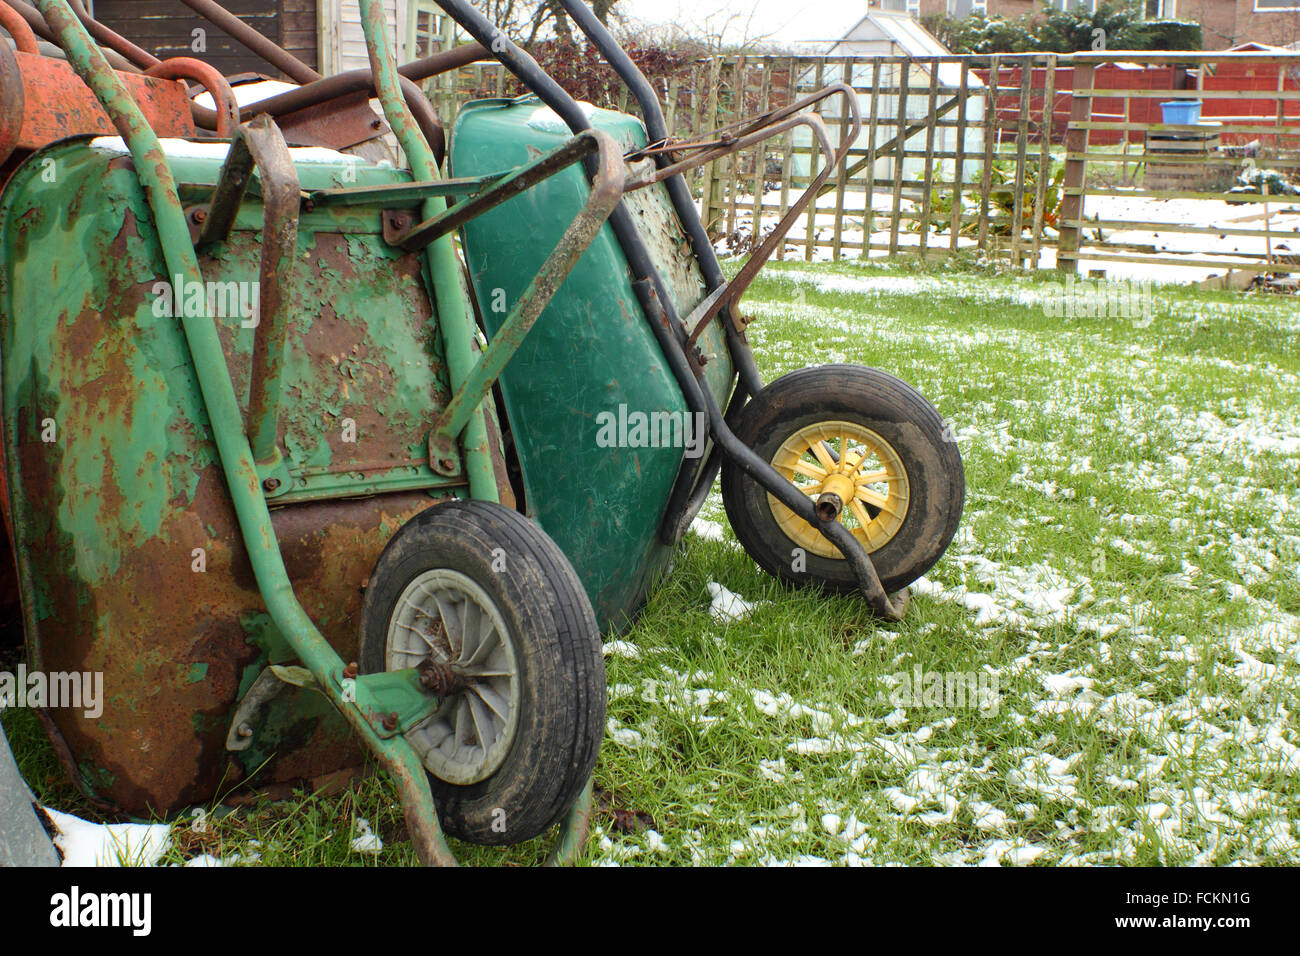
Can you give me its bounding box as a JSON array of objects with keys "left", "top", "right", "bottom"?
[{"left": 5, "top": 257, "right": 1299, "bottom": 866}]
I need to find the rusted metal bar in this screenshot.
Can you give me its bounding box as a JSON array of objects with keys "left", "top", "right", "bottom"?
[
  {"left": 0, "top": 1, "right": 39, "bottom": 53},
  {"left": 2, "top": 0, "right": 56, "bottom": 45},
  {"left": 145, "top": 57, "right": 239, "bottom": 137},
  {"left": 65, "top": 0, "right": 157, "bottom": 69},
  {"left": 308, "top": 175, "right": 495, "bottom": 207},
  {"left": 428, "top": 130, "right": 625, "bottom": 462},
  {"left": 225, "top": 116, "right": 301, "bottom": 471},
  {"left": 173, "top": 0, "right": 455, "bottom": 159},
  {"left": 627, "top": 83, "right": 860, "bottom": 189},
  {"left": 385, "top": 131, "right": 599, "bottom": 250},
  {"left": 178, "top": 0, "right": 314, "bottom": 82},
  {"left": 4, "top": 0, "right": 148, "bottom": 72},
  {"left": 208, "top": 44, "right": 489, "bottom": 130}
]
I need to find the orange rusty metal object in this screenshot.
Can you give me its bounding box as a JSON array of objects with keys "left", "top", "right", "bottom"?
[
  {"left": 0, "top": 49, "right": 195, "bottom": 159},
  {"left": 0, "top": 2, "right": 39, "bottom": 54},
  {"left": 145, "top": 57, "right": 239, "bottom": 138}
]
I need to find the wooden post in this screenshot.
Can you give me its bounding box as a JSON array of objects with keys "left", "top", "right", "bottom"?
[
  {"left": 726, "top": 55, "right": 746, "bottom": 240},
  {"left": 805, "top": 57, "right": 826, "bottom": 260},
  {"left": 665, "top": 77, "right": 678, "bottom": 134},
  {"left": 1031, "top": 55, "right": 1057, "bottom": 270},
  {"left": 752, "top": 59, "right": 773, "bottom": 252},
  {"left": 1057, "top": 61, "right": 1095, "bottom": 274},
  {"left": 778, "top": 55, "right": 798, "bottom": 261},
  {"left": 918, "top": 58, "right": 940, "bottom": 260},
  {"left": 690, "top": 61, "right": 707, "bottom": 190},
  {"left": 978, "top": 55, "right": 999, "bottom": 255},
  {"left": 1010, "top": 58, "right": 1033, "bottom": 267},
  {"left": 699, "top": 56, "right": 722, "bottom": 241},
  {"left": 832, "top": 58, "right": 854, "bottom": 261},
  {"left": 1121, "top": 94, "right": 1131, "bottom": 182},
  {"left": 1277, "top": 64, "right": 1286, "bottom": 133},
  {"left": 863, "top": 57, "right": 882, "bottom": 260},
  {"left": 889, "top": 58, "right": 910, "bottom": 257},
  {"left": 950, "top": 58, "right": 969, "bottom": 255}
]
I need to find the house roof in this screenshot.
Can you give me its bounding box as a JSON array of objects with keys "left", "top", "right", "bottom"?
[
  {"left": 826, "top": 10, "right": 951, "bottom": 58},
  {"left": 822, "top": 11, "right": 976, "bottom": 88},
  {"left": 1225, "top": 41, "right": 1292, "bottom": 53}
]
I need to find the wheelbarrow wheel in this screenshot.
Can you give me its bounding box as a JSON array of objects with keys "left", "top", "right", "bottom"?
[
  {"left": 359, "top": 499, "right": 605, "bottom": 846},
  {"left": 721, "top": 364, "right": 964, "bottom": 596}
]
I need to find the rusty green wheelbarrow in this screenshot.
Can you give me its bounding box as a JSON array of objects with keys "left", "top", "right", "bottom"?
[{"left": 0, "top": 0, "right": 626, "bottom": 864}]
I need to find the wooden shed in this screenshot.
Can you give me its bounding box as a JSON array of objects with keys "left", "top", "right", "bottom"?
[
  {"left": 87, "top": 0, "right": 454, "bottom": 79},
  {"left": 800, "top": 9, "right": 986, "bottom": 185}
]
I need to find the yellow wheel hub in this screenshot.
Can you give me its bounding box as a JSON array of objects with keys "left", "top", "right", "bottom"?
[{"left": 766, "top": 420, "right": 909, "bottom": 559}]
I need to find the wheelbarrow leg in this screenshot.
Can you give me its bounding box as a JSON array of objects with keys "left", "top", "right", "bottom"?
[
  {"left": 545, "top": 778, "right": 594, "bottom": 867},
  {"left": 380, "top": 740, "right": 459, "bottom": 867}
]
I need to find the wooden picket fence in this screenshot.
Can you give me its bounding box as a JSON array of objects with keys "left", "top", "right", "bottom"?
[{"left": 427, "top": 50, "right": 1300, "bottom": 275}]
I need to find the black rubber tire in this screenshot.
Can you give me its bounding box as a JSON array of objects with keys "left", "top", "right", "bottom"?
[
  {"left": 721, "top": 364, "right": 964, "bottom": 595},
  {"left": 358, "top": 499, "right": 605, "bottom": 846}
]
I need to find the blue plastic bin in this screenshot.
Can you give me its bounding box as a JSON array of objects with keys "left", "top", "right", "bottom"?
[{"left": 1160, "top": 100, "right": 1202, "bottom": 125}]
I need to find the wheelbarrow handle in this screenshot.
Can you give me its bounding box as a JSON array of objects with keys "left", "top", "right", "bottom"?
[
  {"left": 626, "top": 83, "right": 863, "bottom": 347},
  {"left": 195, "top": 114, "right": 301, "bottom": 473}
]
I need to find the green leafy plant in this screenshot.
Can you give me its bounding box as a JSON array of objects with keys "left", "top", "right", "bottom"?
[
  {"left": 905, "top": 159, "right": 1064, "bottom": 237},
  {"left": 925, "top": 2, "right": 1202, "bottom": 55}
]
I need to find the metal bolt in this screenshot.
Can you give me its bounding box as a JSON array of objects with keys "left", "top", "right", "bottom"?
[
  {"left": 262, "top": 477, "right": 280, "bottom": 492},
  {"left": 382, "top": 712, "right": 399, "bottom": 731},
  {"left": 343, "top": 662, "right": 358, "bottom": 680},
  {"left": 437, "top": 457, "right": 456, "bottom": 472},
  {"left": 236, "top": 722, "right": 253, "bottom": 738},
  {"left": 191, "top": 208, "right": 207, "bottom": 223},
  {"left": 418, "top": 657, "right": 470, "bottom": 697}
]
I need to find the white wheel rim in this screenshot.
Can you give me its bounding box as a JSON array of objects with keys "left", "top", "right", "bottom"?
[{"left": 385, "top": 568, "right": 520, "bottom": 785}]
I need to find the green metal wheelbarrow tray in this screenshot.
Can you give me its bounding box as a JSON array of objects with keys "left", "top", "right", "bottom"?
[
  {"left": 438, "top": 0, "right": 965, "bottom": 640},
  {"left": 0, "top": 0, "right": 964, "bottom": 865}
]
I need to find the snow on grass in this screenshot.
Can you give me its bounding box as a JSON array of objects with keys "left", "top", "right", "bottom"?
[{"left": 587, "top": 258, "right": 1300, "bottom": 867}]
